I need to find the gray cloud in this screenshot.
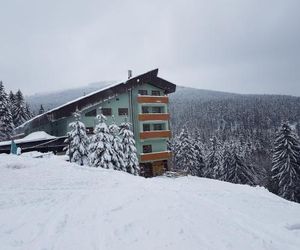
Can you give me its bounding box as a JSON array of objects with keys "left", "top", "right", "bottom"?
[{"left": 0, "top": 0, "right": 299, "bottom": 95}]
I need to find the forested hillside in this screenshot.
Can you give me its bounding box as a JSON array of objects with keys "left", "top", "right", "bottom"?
[
  {"left": 26, "top": 81, "right": 114, "bottom": 112},
  {"left": 170, "top": 86, "right": 300, "bottom": 137},
  {"left": 169, "top": 87, "right": 300, "bottom": 201}
]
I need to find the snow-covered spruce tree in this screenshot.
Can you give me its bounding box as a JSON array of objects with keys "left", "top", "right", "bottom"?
[
  {"left": 219, "top": 143, "right": 232, "bottom": 181},
  {"left": 8, "top": 91, "right": 15, "bottom": 107},
  {"left": 25, "top": 103, "right": 33, "bottom": 120},
  {"left": 64, "top": 111, "right": 89, "bottom": 166},
  {"left": 89, "top": 109, "right": 114, "bottom": 169},
  {"left": 192, "top": 143, "right": 206, "bottom": 177},
  {"left": 12, "top": 89, "right": 27, "bottom": 127},
  {"left": 108, "top": 116, "right": 126, "bottom": 171},
  {"left": 270, "top": 123, "right": 300, "bottom": 202},
  {"left": 174, "top": 126, "right": 197, "bottom": 174},
  {"left": 204, "top": 136, "right": 222, "bottom": 179},
  {"left": 119, "top": 119, "right": 139, "bottom": 175},
  {"left": 220, "top": 143, "right": 256, "bottom": 185},
  {"left": 168, "top": 136, "right": 180, "bottom": 171},
  {"left": 0, "top": 82, "right": 14, "bottom": 141}
]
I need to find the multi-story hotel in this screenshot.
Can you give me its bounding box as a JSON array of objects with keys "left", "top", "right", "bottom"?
[{"left": 17, "top": 69, "right": 176, "bottom": 177}]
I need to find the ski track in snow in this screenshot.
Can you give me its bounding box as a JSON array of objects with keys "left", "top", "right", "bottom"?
[{"left": 0, "top": 154, "right": 300, "bottom": 250}]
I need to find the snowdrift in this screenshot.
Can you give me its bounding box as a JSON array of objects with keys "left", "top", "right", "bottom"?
[{"left": 0, "top": 154, "right": 299, "bottom": 250}]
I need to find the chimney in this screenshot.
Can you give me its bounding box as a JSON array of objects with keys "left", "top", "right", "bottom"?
[{"left": 128, "top": 70, "right": 132, "bottom": 79}]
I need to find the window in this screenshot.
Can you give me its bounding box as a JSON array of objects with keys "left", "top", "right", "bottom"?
[
  {"left": 152, "top": 90, "right": 160, "bottom": 96},
  {"left": 138, "top": 90, "right": 148, "bottom": 95},
  {"left": 85, "top": 109, "right": 96, "bottom": 117},
  {"left": 142, "top": 106, "right": 150, "bottom": 113},
  {"left": 118, "top": 108, "right": 128, "bottom": 116},
  {"left": 153, "top": 124, "right": 163, "bottom": 130},
  {"left": 102, "top": 108, "right": 112, "bottom": 116},
  {"left": 143, "top": 124, "right": 151, "bottom": 131},
  {"left": 86, "top": 127, "right": 94, "bottom": 134},
  {"left": 143, "top": 145, "right": 152, "bottom": 153},
  {"left": 152, "top": 106, "right": 163, "bottom": 113}
]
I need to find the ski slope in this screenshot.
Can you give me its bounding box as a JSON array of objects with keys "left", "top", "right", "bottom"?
[{"left": 0, "top": 154, "right": 299, "bottom": 250}]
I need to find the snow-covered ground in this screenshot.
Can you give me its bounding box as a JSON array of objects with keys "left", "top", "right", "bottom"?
[{"left": 0, "top": 154, "right": 300, "bottom": 250}]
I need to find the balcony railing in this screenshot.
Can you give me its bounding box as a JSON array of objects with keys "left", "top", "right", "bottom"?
[
  {"left": 140, "top": 151, "right": 171, "bottom": 162},
  {"left": 138, "top": 113, "right": 170, "bottom": 121},
  {"left": 140, "top": 130, "right": 171, "bottom": 139},
  {"left": 137, "top": 95, "right": 169, "bottom": 104}
]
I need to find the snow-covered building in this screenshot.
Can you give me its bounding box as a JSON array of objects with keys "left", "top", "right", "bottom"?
[{"left": 16, "top": 69, "right": 176, "bottom": 177}]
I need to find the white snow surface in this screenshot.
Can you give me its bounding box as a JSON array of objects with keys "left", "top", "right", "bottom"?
[
  {"left": 0, "top": 154, "right": 300, "bottom": 250},
  {"left": 0, "top": 131, "right": 56, "bottom": 146}
]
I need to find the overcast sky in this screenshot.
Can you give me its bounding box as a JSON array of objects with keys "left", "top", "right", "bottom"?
[{"left": 0, "top": 0, "right": 299, "bottom": 96}]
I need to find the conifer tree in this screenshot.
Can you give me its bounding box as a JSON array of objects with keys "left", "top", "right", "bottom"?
[
  {"left": 8, "top": 91, "right": 15, "bottom": 107},
  {"left": 220, "top": 143, "right": 256, "bottom": 185},
  {"left": 0, "top": 82, "right": 14, "bottom": 141},
  {"left": 119, "top": 119, "right": 139, "bottom": 175},
  {"left": 12, "top": 89, "right": 27, "bottom": 127},
  {"left": 89, "top": 108, "right": 114, "bottom": 169},
  {"left": 205, "top": 137, "right": 222, "bottom": 179},
  {"left": 168, "top": 136, "right": 180, "bottom": 171},
  {"left": 39, "top": 104, "right": 45, "bottom": 114},
  {"left": 270, "top": 123, "right": 300, "bottom": 202},
  {"left": 109, "top": 116, "right": 126, "bottom": 171},
  {"left": 25, "top": 103, "right": 33, "bottom": 120},
  {"left": 219, "top": 144, "right": 232, "bottom": 181},
  {"left": 65, "top": 111, "right": 89, "bottom": 165},
  {"left": 192, "top": 143, "right": 206, "bottom": 177},
  {"left": 174, "top": 126, "right": 197, "bottom": 174}
]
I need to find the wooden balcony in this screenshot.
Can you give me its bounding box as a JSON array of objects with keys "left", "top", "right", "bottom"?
[
  {"left": 137, "top": 95, "right": 169, "bottom": 104},
  {"left": 138, "top": 113, "right": 170, "bottom": 121},
  {"left": 140, "top": 130, "right": 171, "bottom": 139},
  {"left": 140, "top": 151, "right": 171, "bottom": 162}
]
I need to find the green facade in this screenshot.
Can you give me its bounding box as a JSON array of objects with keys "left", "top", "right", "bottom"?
[{"left": 24, "top": 82, "right": 170, "bottom": 160}]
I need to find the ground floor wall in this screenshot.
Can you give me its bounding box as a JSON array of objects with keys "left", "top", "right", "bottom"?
[{"left": 140, "top": 160, "right": 169, "bottom": 178}]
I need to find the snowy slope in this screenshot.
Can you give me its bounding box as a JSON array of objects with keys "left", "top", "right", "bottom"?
[{"left": 0, "top": 154, "right": 299, "bottom": 250}]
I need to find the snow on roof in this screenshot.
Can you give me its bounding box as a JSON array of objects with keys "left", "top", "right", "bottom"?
[
  {"left": 17, "top": 81, "right": 123, "bottom": 129},
  {"left": 17, "top": 69, "right": 168, "bottom": 130},
  {"left": 0, "top": 131, "right": 56, "bottom": 146}
]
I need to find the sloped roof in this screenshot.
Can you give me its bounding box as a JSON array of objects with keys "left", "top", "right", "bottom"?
[{"left": 17, "top": 69, "right": 176, "bottom": 130}]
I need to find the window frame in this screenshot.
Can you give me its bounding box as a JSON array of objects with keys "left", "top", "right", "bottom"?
[
  {"left": 86, "top": 127, "right": 94, "bottom": 134},
  {"left": 153, "top": 123, "right": 164, "bottom": 131},
  {"left": 152, "top": 106, "right": 163, "bottom": 113},
  {"left": 142, "top": 106, "right": 150, "bottom": 113},
  {"left": 102, "top": 108, "right": 112, "bottom": 116},
  {"left": 143, "top": 124, "right": 151, "bottom": 131},
  {"left": 85, "top": 109, "right": 97, "bottom": 117},
  {"left": 151, "top": 90, "right": 160, "bottom": 96},
  {"left": 118, "top": 108, "right": 129, "bottom": 116},
  {"left": 138, "top": 90, "right": 148, "bottom": 95},
  {"left": 143, "top": 144, "right": 152, "bottom": 153}
]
